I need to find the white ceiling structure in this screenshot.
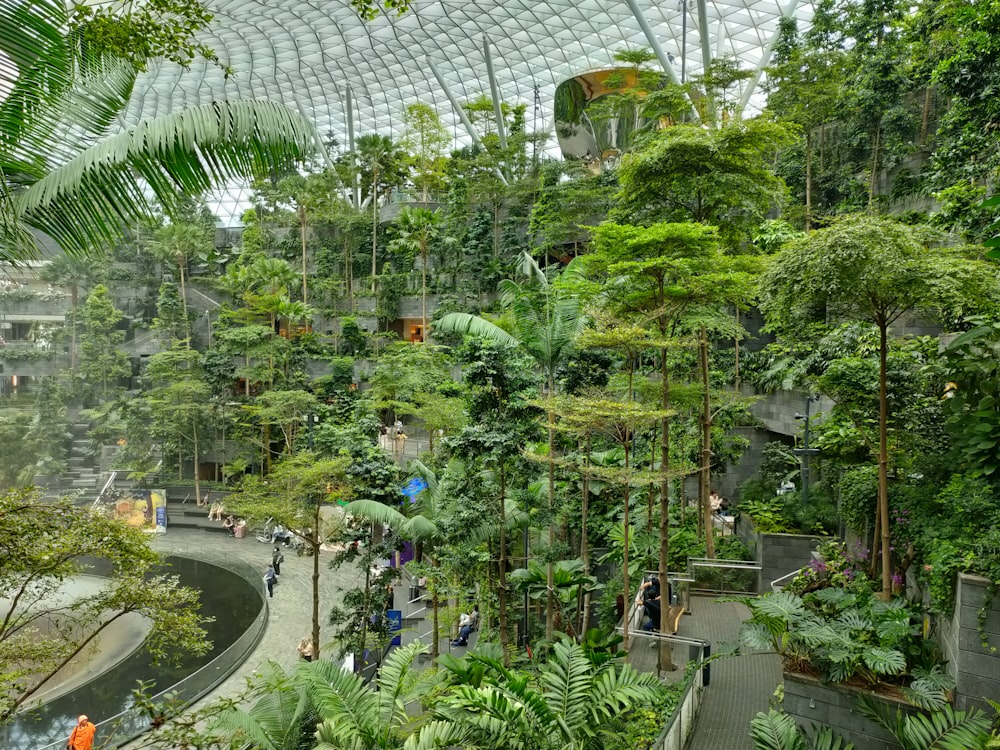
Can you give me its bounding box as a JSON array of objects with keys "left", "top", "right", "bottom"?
[{"left": 125, "top": 0, "right": 818, "bottom": 223}]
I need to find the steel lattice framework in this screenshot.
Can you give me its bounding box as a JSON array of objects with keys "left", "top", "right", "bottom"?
[{"left": 125, "top": 0, "right": 817, "bottom": 221}]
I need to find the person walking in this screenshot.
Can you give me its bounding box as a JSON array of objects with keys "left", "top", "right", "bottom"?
[
  {"left": 67, "top": 714, "right": 96, "bottom": 750},
  {"left": 264, "top": 565, "right": 277, "bottom": 598},
  {"left": 272, "top": 546, "right": 284, "bottom": 576}
]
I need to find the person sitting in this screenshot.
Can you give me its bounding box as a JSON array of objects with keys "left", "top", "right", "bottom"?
[
  {"left": 208, "top": 501, "right": 225, "bottom": 521},
  {"left": 636, "top": 576, "right": 661, "bottom": 632},
  {"left": 233, "top": 518, "right": 247, "bottom": 539},
  {"left": 223, "top": 515, "right": 235, "bottom": 537},
  {"left": 272, "top": 523, "right": 291, "bottom": 546},
  {"left": 451, "top": 606, "right": 479, "bottom": 646}
]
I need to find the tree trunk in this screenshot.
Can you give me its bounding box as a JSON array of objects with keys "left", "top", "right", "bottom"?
[
  {"left": 421, "top": 242, "right": 428, "bottom": 339},
  {"left": 877, "top": 319, "right": 891, "bottom": 599},
  {"left": 546, "top": 400, "right": 556, "bottom": 639},
  {"left": 70, "top": 286, "right": 78, "bottom": 369},
  {"left": 299, "top": 205, "right": 309, "bottom": 305},
  {"left": 431, "top": 557, "right": 441, "bottom": 659},
  {"left": 699, "top": 327, "right": 715, "bottom": 559},
  {"left": 312, "top": 500, "right": 321, "bottom": 658},
  {"left": 868, "top": 124, "right": 881, "bottom": 209},
  {"left": 498, "top": 462, "right": 510, "bottom": 666},
  {"left": 805, "top": 131, "right": 813, "bottom": 231},
  {"left": 622, "top": 422, "right": 632, "bottom": 650},
  {"left": 580, "top": 432, "right": 592, "bottom": 636},
  {"left": 358, "top": 544, "right": 372, "bottom": 672},
  {"left": 371, "top": 171, "right": 379, "bottom": 295},
  {"left": 178, "top": 258, "right": 189, "bottom": 341},
  {"left": 344, "top": 236, "right": 354, "bottom": 312},
  {"left": 659, "top": 351, "right": 673, "bottom": 667},
  {"left": 192, "top": 417, "right": 201, "bottom": 507},
  {"left": 920, "top": 87, "right": 932, "bottom": 145}
]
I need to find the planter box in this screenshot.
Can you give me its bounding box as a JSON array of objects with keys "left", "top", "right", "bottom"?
[
  {"left": 936, "top": 573, "right": 1000, "bottom": 712},
  {"left": 735, "top": 515, "right": 827, "bottom": 591},
  {"left": 783, "top": 672, "right": 915, "bottom": 750}
]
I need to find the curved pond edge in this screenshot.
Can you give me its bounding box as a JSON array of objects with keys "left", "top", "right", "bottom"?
[{"left": 36, "top": 554, "right": 268, "bottom": 750}]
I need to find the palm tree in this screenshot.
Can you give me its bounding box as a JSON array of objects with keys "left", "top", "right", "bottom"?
[
  {"left": 149, "top": 222, "right": 213, "bottom": 343},
  {"left": 355, "top": 134, "right": 404, "bottom": 294},
  {"left": 389, "top": 207, "right": 453, "bottom": 338},
  {"left": 302, "top": 642, "right": 436, "bottom": 750},
  {"left": 435, "top": 252, "right": 587, "bottom": 638},
  {"left": 38, "top": 254, "right": 107, "bottom": 367},
  {"left": 409, "top": 639, "right": 663, "bottom": 750},
  {"left": 1, "top": 0, "right": 315, "bottom": 264}
]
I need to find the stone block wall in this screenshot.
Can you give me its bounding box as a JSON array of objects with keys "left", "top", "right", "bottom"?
[
  {"left": 784, "top": 673, "right": 912, "bottom": 750},
  {"left": 734, "top": 515, "right": 825, "bottom": 591},
  {"left": 937, "top": 573, "right": 1000, "bottom": 712},
  {"left": 760, "top": 532, "right": 825, "bottom": 591}
]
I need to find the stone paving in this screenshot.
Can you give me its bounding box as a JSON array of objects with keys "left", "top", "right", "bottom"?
[
  {"left": 684, "top": 596, "right": 782, "bottom": 750},
  {"left": 144, "top": 529, "right": 781, "bottom": 750},
  {"left": 148, "top": 527, "right": 364, "bottom": 704}
]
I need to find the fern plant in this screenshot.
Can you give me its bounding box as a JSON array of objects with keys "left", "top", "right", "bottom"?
[
  {"left": 857, "top": 695, "right": 992, "bottom": 750},
  {"left": 750, "top": 709, "right": 855, "bottom": 750},
  {"left": 740, "top": 586, "right": 951, "bottom": 698}
]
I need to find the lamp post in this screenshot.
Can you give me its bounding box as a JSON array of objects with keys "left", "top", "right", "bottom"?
[{"left": 792, "top": 396, "right": 820, "bottom": 506}]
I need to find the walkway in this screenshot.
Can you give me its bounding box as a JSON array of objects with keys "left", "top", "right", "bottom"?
[
  {"left": 148, "top": 527, "right": 363, "bottom": 702},
  {"left": 683, "top": 596, "right": 782, "bottom": 750}
]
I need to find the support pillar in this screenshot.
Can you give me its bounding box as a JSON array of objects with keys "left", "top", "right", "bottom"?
[
  {"left": 427, "top": 57, "right": 508, "bottom": 185},
  {"left": 346, "top": 84, "right": 361, "bottom": 208},
  {"left": 623, "top": 0, "right": 699, "bottom": 121},
  {"left": 735, "top": 0, "right": 801, "bottom": 118},
  {"left": 483, "top": 35, "right": 508, "bottom": 152}
]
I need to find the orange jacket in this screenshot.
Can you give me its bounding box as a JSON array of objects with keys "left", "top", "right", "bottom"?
[{"left": 68, "top": 721, "right": 96, "bottom": 750}]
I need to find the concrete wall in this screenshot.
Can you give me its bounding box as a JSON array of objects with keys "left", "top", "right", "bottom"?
[
  {"left": 735, "top": 515, "right": 825, "bottom": 591},
  {"left": 937, "top": 573, "right": 1000, "bottom": 712},
  {"left": 784, "top": 673, "right": 911, "bottom": 750}
]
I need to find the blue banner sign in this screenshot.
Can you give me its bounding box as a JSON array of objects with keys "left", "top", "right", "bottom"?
[{"left": 401, "top": 477, "right": 428, "bottom": 498}]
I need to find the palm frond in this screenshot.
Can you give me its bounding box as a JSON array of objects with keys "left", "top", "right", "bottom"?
[
  {"left": 17, "top": 99, "right": 316, "bottom": 256},
  {"left": 748, "top": 710, "right": 809, "bottom": 750},
  {"left": 297, "top": 658, "right": 379, "bottom": 742},
  {"left": 375, "top": 641, "right": 428, "bottom": 728},
  {"left": 343, "top": 498, "right": 408, "bottom": 528},
  {"left": 539, "top": 641, "right": 594, "bottom": 739},
  {"left": 434, "top": 311, "right": 519, "bottom": 348},
  {"left": 402, "top": 720, "right": 471, "bottom": 750},
  {"left": 811, "top": 725, "right": 855, "bottom": 750},
  {"left": 901, "top": 705, "right": 991, "bottom": 750}
]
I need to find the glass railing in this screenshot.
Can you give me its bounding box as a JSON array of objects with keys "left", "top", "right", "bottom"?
[{"left": 34, "top": 557, "right": 268, "bottom": 750}]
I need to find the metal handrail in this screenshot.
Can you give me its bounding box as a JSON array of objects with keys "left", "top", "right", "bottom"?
[{"left": 32, "top": 556, "right": 268, "bottom": 750}]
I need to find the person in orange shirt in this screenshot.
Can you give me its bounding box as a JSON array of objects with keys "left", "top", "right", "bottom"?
[{"left": 67, "top": 714, "right": 96, "bottom": 750}]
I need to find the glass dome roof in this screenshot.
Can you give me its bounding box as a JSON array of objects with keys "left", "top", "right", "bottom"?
[{"left": 124, "top": 0, "right": 817, "bottom": 222}]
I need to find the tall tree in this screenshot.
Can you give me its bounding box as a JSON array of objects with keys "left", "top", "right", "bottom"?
[
  {"left": 402, "top": 103, "right": 449, "bottom": 203},
  {"left": 388, "top": 207, "right": 452, "bottom": 337},
  {"left": 613, "top": 121, "right": 794, "bottom": 247},
  {"left": 0, "top": 488, "right": 209, "bottom": 724},
  {"left": 149, "top": 222, "right": 213, "bottom": 341},
  {"left": 436, "top": 253, "right": 587, "bottom": 638},
  {"left": 227, "top": 453, "right": 352, "bottom": 661},
  {"left": 758, "top": 215, "right": 1000, "bottom": 597},
  {"left": 354, "top": 134, "right": 406, "bottom": 294},
  {"left": 77, "top": 284, "right": 130, "bottom": 399},
  {"left": 38, "top": 254, "right": 108, "bottom": 367}
]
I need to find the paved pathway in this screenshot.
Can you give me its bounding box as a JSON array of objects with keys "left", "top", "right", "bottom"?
[
  {"left": 144, "top": 530, "right": 781, "bottom": 750},
  {"left": 148, "top": 527, "right": 363, "bottom": 703},
  {"left": 684, "top": 596, "right": 782, "bottom": 750}
]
